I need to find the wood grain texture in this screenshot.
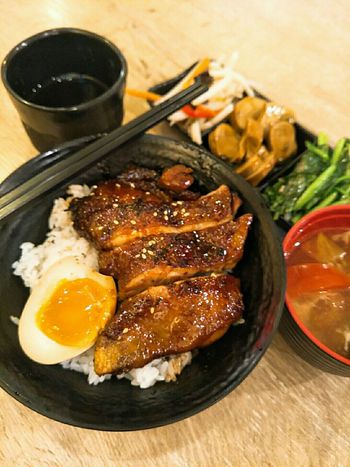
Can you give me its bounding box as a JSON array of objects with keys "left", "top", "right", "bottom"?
[{"left": 0, "top": 1, "right": 349, "bottom": 465}]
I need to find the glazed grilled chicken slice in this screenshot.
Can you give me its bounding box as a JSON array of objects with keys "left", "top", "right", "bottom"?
[
  {"left": 71, "top": 182, "right": 237, "bottom": 249},
  {"left": 99, "top": 214, "right": 252, "bottom": 299},
  {"left": 94, "top": 274, "right": 243, "bottom": 375}
]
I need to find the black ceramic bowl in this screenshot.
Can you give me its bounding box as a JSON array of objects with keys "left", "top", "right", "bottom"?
[{"left": 0, "top": 135, "right": 285, "bottom": 430}]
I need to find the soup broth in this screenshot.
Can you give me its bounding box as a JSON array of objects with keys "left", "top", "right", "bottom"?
[{"left": 286, "top": 228, "right": 350, "bottom": 359}]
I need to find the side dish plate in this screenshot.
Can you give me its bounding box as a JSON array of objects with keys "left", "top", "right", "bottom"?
[{"left": 148, "top": 66, "right": 315, "bottom": 190}]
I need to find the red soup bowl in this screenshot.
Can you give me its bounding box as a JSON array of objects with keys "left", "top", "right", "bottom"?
[{"left": 280, "top": 205, "right": 350, "bottom": 376}]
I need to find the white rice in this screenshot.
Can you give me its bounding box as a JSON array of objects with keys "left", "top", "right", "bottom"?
[
  {"left": 12, "top": 184, "right": 98, "bottom": 288},
  {"left": 61, "top": 348, "right": 192, "bottom": 388},
  {"left": 12, "top": 185, "right": 192, "bottom": 388},
  {"left": 9, "top": 315, "right": 20, "bottom": 326}
]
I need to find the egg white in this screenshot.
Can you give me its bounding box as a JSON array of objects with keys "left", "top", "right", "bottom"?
[{"left": 18, "top": 256, "right": 116, "bottom": 365}]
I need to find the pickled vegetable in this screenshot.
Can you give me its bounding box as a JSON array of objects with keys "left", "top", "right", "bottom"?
[
  {"left": 230, "top": 97, "right": 266, "bottom": 131},
  {"left": 259, "top": 102, "right": 295, "bottom": 135},
  {"left": 235, "top": 147, "right": 275, "bottom": 186},
  {"left": 239, "top": 118, "right": 264, "bottom": 158},
  {"left": 267, "top": 121, "right": 297, "bottom": 162},
  {"left": 208, "top": 123, "right": 241, "bottom": 162},
  {"left": 245, "top": 151, "right": 275, "bottom": 186}
]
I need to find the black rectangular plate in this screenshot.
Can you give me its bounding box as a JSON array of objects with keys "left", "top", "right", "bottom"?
[{"left": 148, "top": 64, "right": 316, "bottom": 196}]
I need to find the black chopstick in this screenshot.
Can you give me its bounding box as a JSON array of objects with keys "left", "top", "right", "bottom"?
[{"left": 0, "top": 80, "right": 207, "bottom": 222}]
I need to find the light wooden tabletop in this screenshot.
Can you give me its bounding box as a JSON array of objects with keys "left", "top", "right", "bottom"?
[{"left": 1, "top": 1, "right": 349, "bottom": 465}]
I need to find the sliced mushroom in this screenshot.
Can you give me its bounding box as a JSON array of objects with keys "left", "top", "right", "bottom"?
[
  {"left": 267, "top": 121, "right": 297, "bottom": 162},
  {"left": 235, "top": 153, "right": 263, "bottom": 178},
  {"left": 235, "top": 146, "right": 276, "bottom": 185},
  {"left": 259, "top": 102, "right": 295, "bottom": 136},
  {"left": 208, "top": 123, "right": 242, "bottom": 162},
  {"left": 230, "top": 97, "right": 266, "bottom": 131},
  {"left": 238, "top": 118, "right": 264, "bottom": 159},
  {"left": 245, "top": 150, "right": 276, "bottom": 186}
]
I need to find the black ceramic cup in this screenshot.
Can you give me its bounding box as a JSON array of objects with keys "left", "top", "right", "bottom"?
[{"left": 1, "top": 28, "right": 127, "bottom": 151}]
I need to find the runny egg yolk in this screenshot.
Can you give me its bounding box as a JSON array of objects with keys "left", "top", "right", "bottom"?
[{"left": 36, "top": 278, "right": 113, "bottom": 348}]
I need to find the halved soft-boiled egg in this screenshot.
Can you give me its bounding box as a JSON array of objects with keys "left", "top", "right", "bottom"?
[{"left": 18, "top": 257, "right": 117, "bottom": 364}]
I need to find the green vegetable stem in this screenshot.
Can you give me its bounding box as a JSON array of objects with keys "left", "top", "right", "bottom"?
[
  {"left": 305, "top": 141, "right": 329, "bottom": 162},
  {"left": 331, "top": 137, "right": 346, "bottom": 165},
  {"left": 263, "top": 134, "right": 350, "bottom": 223},
  {"left": 294, "top": 165, "right": 336, "bottom": 210}
]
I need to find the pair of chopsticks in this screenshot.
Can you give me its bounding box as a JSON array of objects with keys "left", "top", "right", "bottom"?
[{"left": 0, "top": 80, "right": 208, "bottom": 223}]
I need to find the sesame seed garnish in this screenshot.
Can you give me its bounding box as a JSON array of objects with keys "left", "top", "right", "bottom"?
[
  {"left": 113, "top": 220, "right": 119, "bottom": 225},
  {"left": 122, "top": 328, "right": 129, "bottom": 334},
  {"left": 171, "top": 202, "right": 177, "bottom": 206},
  {"left": 177, "top": 201, "right": 184, "bottom": 205},
  {"left": 115, "top": 183, "right": 121, "bottom": 188},
  {"left": 92, "top": 185, "right": 97, "bottom": 189},
  {"left": 97, "top": 226, "right": 103, "bottom": 231},
  {"left": 148, "top": 250, "right": 154, "bottom": 255},
  {"left": 130, "top": 220, "right": 136, "bottom": 225},
  {"left": 153, "top": 212, "right": 158, "bottom": 217},
  {"left": 130, "top": 183, "right": 136, "bottom": 188},
  {"left": 215, "top": 200, "right": 221, "bottom": 204},
  {"left": 148, "top": 240, "right": 155, "bottom": 246},
  {"left": 113, "top": 203, "right": 118, "bottom": 208},
  {"left": 181, "top": 208, "right": 186, "bottom": 213},
  {"left": 142, "top": 254, "right": 147, "bottom": 259},
  {"left": 135, "top": 254, "right": 140, "bottom": 258},
  {"left": 173, "top": 211, "right": 178, "bottom": 216},
  {"left": 184, "top": 212, "right": 190, "bottom": 217},
  {"left": 145, "top": 191, "right": 150, "bottom": 195},
  {"left": 164, "top": 215, "right": 169, "bottom": 221},
  {"left": 142, "top": 248, "right": 147, "bottom": 253},
  {"left": 150, "top": 307, "right": 155, "bottom": 314}
]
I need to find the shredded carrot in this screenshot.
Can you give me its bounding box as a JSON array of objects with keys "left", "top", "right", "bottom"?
[
  {"left": 180, "top": 57, "right": 210, "bottom": 90},
  {"left": 125, "top": 88, "right": 161, "bottom": 101},
  {"left": 155, "top": 57, "right": 211, "bottom": 103},
  {"left": 126, "top": 58, "right": 210, "bottom": 106}
]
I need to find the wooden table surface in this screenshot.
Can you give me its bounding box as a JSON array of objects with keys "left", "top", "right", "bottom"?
[{"left": 1, "top": 1, "right": 349, "bottom": 465}]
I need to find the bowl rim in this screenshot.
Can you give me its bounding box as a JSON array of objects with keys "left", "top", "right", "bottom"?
[
  {"left": 283, "top": 204, "right": 350, "bottom": 366},
  {"left": 0, "top": 134, "right": 286, "bottom": 430},
  {"left": 1, "top": 27, "right": 128, "bottom": 113}
]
